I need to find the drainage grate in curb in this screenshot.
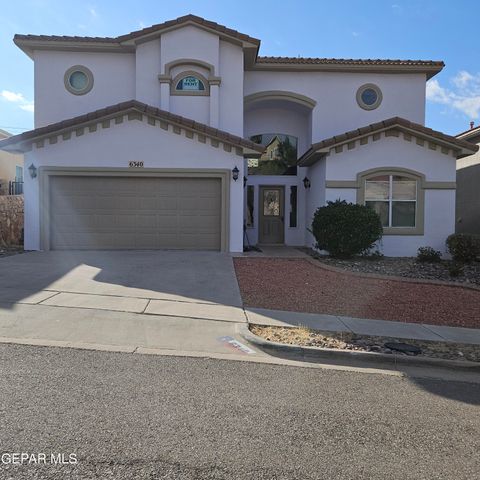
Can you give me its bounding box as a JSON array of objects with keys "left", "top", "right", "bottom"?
[{"left": 384, "top": 342, "right": 422, "bottom": 355}]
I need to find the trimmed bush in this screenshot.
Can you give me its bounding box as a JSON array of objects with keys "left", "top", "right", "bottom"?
[
  {"left": 446, "top": 233, "right": 480, "bottom": 263},
  {"left": 448, "top": 262, "right": 464, "bottom": 277},
  {"left": 311, "top": 200, "right": 383, "bottom": 258},
  {"left": 417, "top": 246, "right": 442, "bottom": 263}
]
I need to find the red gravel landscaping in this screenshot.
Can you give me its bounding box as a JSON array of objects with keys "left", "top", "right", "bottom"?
[{"left": 233, "top": 258, "right": 480, "bottom": 329}]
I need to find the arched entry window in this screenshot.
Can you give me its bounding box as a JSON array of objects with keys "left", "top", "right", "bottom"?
[{"left": 248, "top": 133, "right": 298, "bottom": 175}]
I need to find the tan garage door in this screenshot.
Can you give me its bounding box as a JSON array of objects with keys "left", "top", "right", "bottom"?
[{"left": 49, "top": 176, "right": 222, "bottom": 250}]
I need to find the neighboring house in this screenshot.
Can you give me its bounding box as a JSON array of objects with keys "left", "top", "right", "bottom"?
[
  {"left": 455, "top": 124, "right": 480, "bottom": 234},
  {"left": 0, "top": 14, "right": 476, "bottom": 255},
  {"left": 0, "top": 129, "right": 24, "bottom": 195}
]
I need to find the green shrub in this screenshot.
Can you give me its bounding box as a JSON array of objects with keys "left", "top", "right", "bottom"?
[
  {"left": 417, "top": 246, "right": 442, "bottom": 263},
  {"left": 448, "top": 262, "right": 464, "bottom": 277},
  {"left": 446, "top": 234, "right": 480, "bottom": 263},
  {"left": 311, "top": 200, "right": 383, "bottom": 258}
]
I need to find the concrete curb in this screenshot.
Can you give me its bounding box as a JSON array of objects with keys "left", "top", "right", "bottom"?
[
  {"left": 237, "top": 324, "right": 480, "bottom": 372},
  {"left": 302, "top": 255, "right": 480, "bottom": 292}
]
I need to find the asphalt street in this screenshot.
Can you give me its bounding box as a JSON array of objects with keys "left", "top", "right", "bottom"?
[{"left": 0, "top": 343, "right": 479, "bottom": 479}]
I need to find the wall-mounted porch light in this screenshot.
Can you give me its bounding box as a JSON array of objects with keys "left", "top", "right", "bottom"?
[
  {"left": 232, "top": 166, "right": 239, "bottom": 181},
  {"left": 243, "top": 176, "right": 247, "bottom": 188},
  {"left": 28, "top": 163, "right": 37, "bottom": 179},
  {"left": 302, "top": 176, "right": 311, "bottom": 189}
]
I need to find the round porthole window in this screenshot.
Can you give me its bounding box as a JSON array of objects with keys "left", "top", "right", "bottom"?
[
  {"left": 64, "top": 66, "right": 94, "bottom": 95},
  {"left": 356, "top": 83, "right": 382, "bottom": 110}
]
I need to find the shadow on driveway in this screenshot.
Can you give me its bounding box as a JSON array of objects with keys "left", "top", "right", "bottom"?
[{"left": 0, "top": 250, "right": 242, "bottom": 308}]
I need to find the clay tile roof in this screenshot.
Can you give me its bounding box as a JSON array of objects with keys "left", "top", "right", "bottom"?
[
  {"left": 14, "top": 14, "right": 260, "bottom": 46},
  {"left": 456, "top": 124, "right": 480, "bottom": 141},
  {"left": 298, "top": 116, "right": 478, "bottom": 166},
  {"left": 14, "top": 34, "right": 118, "bottom": 43},
  {"left": 256, "top": 56, "right": 444, "bottom": 67},
  {"left": 254, "top": 56, "right": 444, "bottom": 79},
  {"left": 0, "top": 100, "right": 264, "bottom": 154}
]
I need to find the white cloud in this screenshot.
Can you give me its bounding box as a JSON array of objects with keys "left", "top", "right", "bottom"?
[
  {"left": 426, "top": 79, "right": 450, "bottom": 104},
  {"left": 351, "top": 31, "right": 360, "bottom": 37},
  {"left": 19, "top": 103, "right": 34, "bottom": 113},
  {"left": 89, "top": 7, "right": 98, "bottom": 18},
  {"left": 452, "top": 71, "right": 474, "bottom": 88},
  {"left": 1, "top": 90, "right": 34, "bottom": 113},
  {"left": 426, "top": 71, "right": 480, "bottom": 120},
  {"left": 451, "top": 97, "right": 480, "bottom": 119},
  {"left": 1, "top": 90, "right": 25, "bottom": 102}
]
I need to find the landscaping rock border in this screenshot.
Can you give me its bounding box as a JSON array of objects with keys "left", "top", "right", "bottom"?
[
  {"left": 237, "top": 323, "right": 480, "bottom": 372},
  {"left": 303, "top": 252, "right": 480, "bottom": 292}
]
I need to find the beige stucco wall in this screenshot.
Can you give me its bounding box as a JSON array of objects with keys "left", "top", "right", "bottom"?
[{"left": 0, "top": 131, "right": 24, "bottom": 194}]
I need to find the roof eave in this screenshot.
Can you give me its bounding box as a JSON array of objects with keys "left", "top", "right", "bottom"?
[
  {"left": 298, "top": 122, "right": 478, "bottom": 167},
  {"left": 456, "top": 128, "right": 480, "bottom": 142},
  {"left": 14, "top": 37, "right": 132, "bottom": 59},
  {"left": 247, "top": 62, "right": 443, "bottom": 79},
  {"left": 0, "top": 100, "right": 265, "bottom": 154},
  {"left": 297, "top": 148, "right": 329, "bottom": 167}
]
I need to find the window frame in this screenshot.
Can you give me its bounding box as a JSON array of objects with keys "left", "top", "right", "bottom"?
[
  {"left": 64, "top": 65, "right": 94, "bottom": 96},
  {"left": 171, "top": 71, "right": 210, "bottom": 96},
  {"left": 356, "top": 83, "right": 383, "bottom": 111},
  {"left": 357, "top": 168, "right": 425, "bottom": 235}
]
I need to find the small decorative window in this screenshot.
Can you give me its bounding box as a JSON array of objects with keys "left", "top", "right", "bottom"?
[
  {"left": 365, "top": 175, "right": 417, "bottom": 228},
  {"left": 176, "top": 75, "right": 205, "bottom": 91},
  {"left": 64, "top": 65, "right": 94, "bottom": 95},
  {"left": 263, "top": 190, "right": 281, "bottom": 216},
  {"left": 171, "top": 71, "right": 209, "bottom": 96},
  {"left": 356, "top": 83, "right": 382, "bottom": 110}
]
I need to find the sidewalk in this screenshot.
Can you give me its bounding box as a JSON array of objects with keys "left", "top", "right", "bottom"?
[{"left": 245, "top": 307, "right": 480, "bottom": 345}]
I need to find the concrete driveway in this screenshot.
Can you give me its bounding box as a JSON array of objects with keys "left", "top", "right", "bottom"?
[
  {"left": 0, "top": 250, "right": 243, "bottom": 308},
  {"left": 0, "top": 251, "right": 253, "bottom": 356}
]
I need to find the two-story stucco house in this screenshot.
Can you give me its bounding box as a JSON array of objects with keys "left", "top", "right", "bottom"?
[{"left": 0, "top": 14, "right": 476, "bottom": 255}]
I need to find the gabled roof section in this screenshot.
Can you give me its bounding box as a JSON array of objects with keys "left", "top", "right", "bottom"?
[
  {"left": 456, "top": 124, "right": 480, "bottom": 143},
  {"left": 116, "top": 14, "right": 260, "bottom": 45},
  {"left": 253, "top": 57, "right": 444, "bottom": 79},
  {"left": 0, "top": 100, "right": 265, "bottom": 155},
  {"left": 14, "top": 14, "right": 260, "bottom": 64},
  {"left": 298, "top": 117, "right": 478, "bottom": 166},
  {"left": 0, "top": 129, "right": 12, "bottom": 139},
  {"left": 13, "top": 14, "right": 443, "bottom": 77}
]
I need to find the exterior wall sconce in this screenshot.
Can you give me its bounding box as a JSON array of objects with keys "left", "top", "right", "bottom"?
[
  {"left": 243, "top": 176, "right": 247, "bottom": 188},
  {"left": 28, "top": 163, "right": 37, "bottom": 179},
  {"left": 232, "top": 166, "right": 239, "bottom": 181},
  {"left": 303, "top": 176, "right": 311, "bottom": 189}
]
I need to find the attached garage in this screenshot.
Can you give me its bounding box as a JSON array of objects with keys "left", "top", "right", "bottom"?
[{"left": 47, "top": 174, "right": 224, "bottom": 251}]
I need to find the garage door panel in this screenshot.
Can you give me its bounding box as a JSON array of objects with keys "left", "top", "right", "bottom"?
[
  {"left": 155, "top": 198, "right": 179, "bottom": 210},
  {"left": 178, "top": 214, "right": 219, "bottom": 229},
  {"left": 49, "top": 176, "right": 222, "bottom": 250}
]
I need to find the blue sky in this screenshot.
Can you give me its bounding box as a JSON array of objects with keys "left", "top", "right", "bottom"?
[{"left": 0, "top": 0, "right": 478, "bottom": 136}]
